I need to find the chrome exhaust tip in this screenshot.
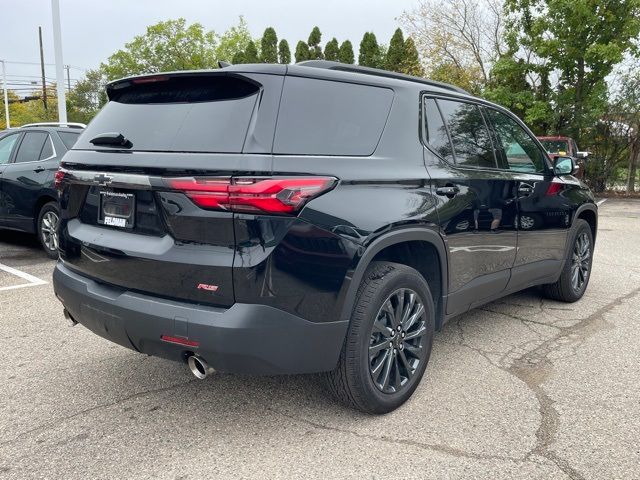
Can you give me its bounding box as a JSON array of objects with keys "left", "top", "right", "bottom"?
[{"left": 187, "top": 355, "right": 214, "bottom": 380}]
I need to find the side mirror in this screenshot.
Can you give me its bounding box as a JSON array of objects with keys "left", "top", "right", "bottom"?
[{"left": 553, "top": 156, "right": 576, "bottom": 176}]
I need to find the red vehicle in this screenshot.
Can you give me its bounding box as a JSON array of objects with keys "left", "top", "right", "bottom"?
[{"left": 537, "top": 136, "right": 589, "bottom": 179}]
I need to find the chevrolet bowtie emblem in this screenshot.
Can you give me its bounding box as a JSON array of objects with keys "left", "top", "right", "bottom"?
[{"left": 94, "top": 173, "right": 113, "bottom": 186}]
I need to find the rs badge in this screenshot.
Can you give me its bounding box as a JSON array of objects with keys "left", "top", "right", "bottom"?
[{"left": 197, "top": 283, "right": 219, "bottom": 292}]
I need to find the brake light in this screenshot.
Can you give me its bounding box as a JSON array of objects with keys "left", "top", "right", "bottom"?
[
  {"left": 163, "top": 177, "right": 337, "bottom": 215},
  {"left": 54, "top": 169, "right": 66, "bottom": 190},
  {"left": 546, "top": 182, "right": 563, "bottom": 196},
  {"left": 132, "top": 75, "right": 169, "bottom": 84}
]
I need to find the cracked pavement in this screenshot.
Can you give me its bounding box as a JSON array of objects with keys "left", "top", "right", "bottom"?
[{"left": 1, "top": 199, "right": 639, "bottom": 479}]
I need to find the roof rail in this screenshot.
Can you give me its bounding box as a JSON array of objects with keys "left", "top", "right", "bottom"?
[
  {"left": 20, "top": 122, "right": 86, "bottom": 129},
  {"left": 297, "top": 60, "right": 470, "bottom": 95}
]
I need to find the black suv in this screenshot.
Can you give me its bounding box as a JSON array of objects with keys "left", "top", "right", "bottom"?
[
  {"left": 0, "top": 123, "right": 84, "bottom": 257},
  {"left": 53, "top": 62, "right": 597, "bottom": 413}
]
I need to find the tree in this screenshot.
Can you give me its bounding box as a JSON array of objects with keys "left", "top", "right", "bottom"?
[
  {"left": 308, "top": 26, "right": 324, "bottom": 60},
  {"left": 359, "top": 32, "right": 383, "bottom": 68},
  {"left": 385, "top": 28, "right": 405, "bottom": 72},
  {"left": 295, "top": 41, "right": 310, "bottom": 63},
  {"left": 232, "top": 50, "right": 245, "bottom": 64},
  {"left": 324, "top": 38, "right": 340, "bottom": 61},
  {"left": 216, "top": 16, "right": 252, "bottom": 63},
  {"left": 400, "top": 0, "right": 504, "bottom": 89},
  {"left": 504, "top": 0, "right": 640, "bottom": 144},
  {"left": 338, "top": 40, "right": 355, "bottom": 64},
  {"left": 67, "top": 68, "right": 108, "bottom": 124},
  {"left": 260, "top": 27, "right": 278, "bottom": 63},
  {"left": 401, "top": 37, "right": 424, "bottom": 76},
  {"left": 278, "top": 39, "right": 291, "bottom": 64},
  {"left": 243, "top": 40, "right": 259, "bottom": 63},
  {"left": 101, "top": 18, "right": 217, "bottom": 80}
]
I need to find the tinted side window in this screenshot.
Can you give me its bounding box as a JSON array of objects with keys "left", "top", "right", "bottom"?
[
  {"left": 39, "top": 135, "right": 54, "bottom": 159},
  {"left": 0, "top": 133, "right": 20, "bottom": 164},
  {"left": 424, "top": 98, "right": 454, "bottom": 164},
  {"left": 274, "top": 77, "right": 394, "bottom": 156},
  {"left": 15, "top": 132, "right": 48, "bottom": 163},
  {"left": 437, "top": 99, "right": 496, "bottom": 168},
  {"left": 485, "top": 109, "right": 547, "bottom": 174},
  {"left": 58, "top": 131, "right": 80, "bottom": 150}
]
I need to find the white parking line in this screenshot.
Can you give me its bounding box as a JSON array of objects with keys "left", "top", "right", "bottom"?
[
  {"left": 0, "top": 262, "right": 48, "bottom": 291},
  {"left": 597, "top": 199, "right": 607, "bottom": 206}
]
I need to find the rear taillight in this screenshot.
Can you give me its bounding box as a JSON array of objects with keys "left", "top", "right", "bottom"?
[
  {"left": 54, "top": 169, "right": 66, "bottom": 190},
  {"left": 163, "top": 177, "right": 337, "bottom": 215}
]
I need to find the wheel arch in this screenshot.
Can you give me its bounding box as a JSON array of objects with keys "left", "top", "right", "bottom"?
[
  {"left": 575, "top": 203, "right": 597, "bottom": 242},
  {"left": 339, "top": 227, "right": 448, "bottom": 330},
  {"left": 33, "top": 195, "right": 58, "bottom": 230}
]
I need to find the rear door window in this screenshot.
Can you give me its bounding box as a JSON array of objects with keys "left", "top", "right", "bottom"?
[
  {"left": 14, "top": 132, "right": 48, "bottom": 163},
  {"left": 74, "top": 75, "right": 260, "bottom": 153},
  {"left": 274, "top": 77, "right": 393, "bottom": 156},
  {"left": 436, "top": 99, "right": 496, "bottom": 168},
  {"left": 424, "top": 98, "right": 455, "bottom": 164}
]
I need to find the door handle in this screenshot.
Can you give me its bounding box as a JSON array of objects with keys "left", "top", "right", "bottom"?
[
  {"left": 436, "top": 185, "right": 460, "bottom": 197},
  {"left": 518, "top": 183, "right": 534, "bottom": 196},
  {"left": 33, "top": 166, "right": 45, "bottom": 173}
]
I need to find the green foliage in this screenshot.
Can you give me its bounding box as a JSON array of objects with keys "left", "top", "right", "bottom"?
[
  {"left": 243, "top": 40, "right": 259, "bottom": 63},
  {"left": 67, "top": 68, "right": 108, "bottom": 124},
  {"left": 101, "top": 18, "right": 217, "bottom": 80},
  {"left": 308, "top": 27, "right": 324, "bottom": 60},
  {"left": 401, "top": 37, "right": 424, "bottom": 76},
  {"left": 359, "top": 32, "right": 383, "bottom": 68},
  {"left": 278, "top": 39, "right": 291, "bottom": 64},
  {"left": 232, "top": 51, "right": 245, "bottom": 64},
  {"left": 260, "top": 27, "right": 278, "bottom": 63},
  {"left": 295, "top": 41, "right": 310, "bottom": 63},
  {"left": 324, "top": 38, "right": 340, "bottom": 61},
  {"left": 338, "top": 40, "right": 355, "bottom": 64},
  {"left": 503, "top": 0, "right": 640, "bottom": 144},
  {"left": 216, "top": 16, "right": 252, "bottom": 63},
  {"left": 385, "top": 28, "right": 405, "bottom": 72}
]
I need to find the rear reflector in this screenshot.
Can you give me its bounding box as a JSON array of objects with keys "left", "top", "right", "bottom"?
[
  {"left": 160, "top": 335, "right": 200, "bottom": 347},
  {"left": 163, "top": 176, "right": 337, "bottom": 215}
]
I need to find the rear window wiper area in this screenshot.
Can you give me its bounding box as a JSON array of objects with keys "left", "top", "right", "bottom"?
[{"left": 89, "top": 132, "right": 133, "bottom": 149}]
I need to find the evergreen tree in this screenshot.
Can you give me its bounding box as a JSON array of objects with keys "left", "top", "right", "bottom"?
[
  {"left": 338, "top": 40, "right": 355, "bottom": 64},
  {"left": 385, "top": 28, "right": 405, "bottom": 72},
  {"left": 260, "top": 27, "right": 278, "bottom": 63},
  {"left": 401, "top": 37, "right": 423, "bottom": 76},
  {"left": 232, "top": 50, "right": 245, "bottom": 64},
  {"left": 324, "top": 38, "right": 340, "bottom": 61},
  {"left": 308, "top": 26, "right": 324, "bottom": 60},
  {"left": 278, "top": 39, "right": 291, "bottom": 64},
  {"left": 243, "top": 40, "right": 259, "bottom": 63},
  {"left": 295, "top": 41, "right": 310, "bottom": 63},
  {"left": 358, "top": 32, "right": 382, "bottom": 68}
]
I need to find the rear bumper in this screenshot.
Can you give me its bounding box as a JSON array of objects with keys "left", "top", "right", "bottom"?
[{"left": 53, "top": 262, "right": 348, "bottom": 375}]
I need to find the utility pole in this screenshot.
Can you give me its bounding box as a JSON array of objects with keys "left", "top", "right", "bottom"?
[
  {"left": 1, "top": 60, "right": 10, "bottom": 128},
  {"left": 51, "top": 0, "right": 67, "bottom": 123},
  {"left": 38, "top": 26, "right": 48, "bottom": 111},
  {"left": 65, "top": 64, "right": 71, "bottom": 92}
]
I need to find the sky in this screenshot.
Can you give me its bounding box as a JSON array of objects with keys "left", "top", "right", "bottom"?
[{"left": 0, "top": 0, "right": 417, "bottom": 92}]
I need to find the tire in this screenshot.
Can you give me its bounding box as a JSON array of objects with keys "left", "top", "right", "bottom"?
[
  {"left": 37, "top": 201, "right": 60, "bottom": 259},
  {"left": 325, "top": 261, "right": 435, "bottom": 414},
  {"left": 542, "top": 219, "right": 593, "bottom": 302}
]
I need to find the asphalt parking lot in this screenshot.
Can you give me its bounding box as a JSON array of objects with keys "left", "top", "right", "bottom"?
[{"left": 0, "top": 198, "right": 639, "bottom": 480}]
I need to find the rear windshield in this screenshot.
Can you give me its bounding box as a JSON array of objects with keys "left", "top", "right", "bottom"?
[
  {"left": 74, "top": 75, "right": 260, "bottom": 153},
  {"left": 274, "top": 77, "right": 393, "bottom": 156}
]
